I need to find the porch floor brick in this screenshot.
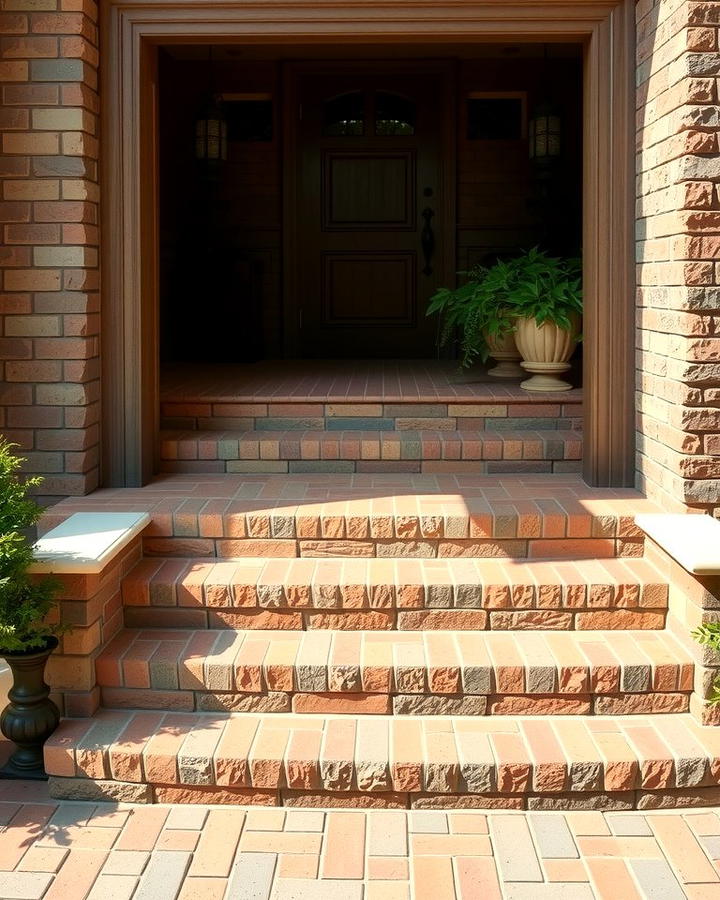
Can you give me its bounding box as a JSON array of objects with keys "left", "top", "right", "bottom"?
[{"left": 160, "top": 360, "right": 584, "bottom": 406}]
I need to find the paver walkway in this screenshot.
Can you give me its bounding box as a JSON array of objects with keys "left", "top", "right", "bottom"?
[{"left": 1, "top": 778, "right": 720, "bottom": 899}]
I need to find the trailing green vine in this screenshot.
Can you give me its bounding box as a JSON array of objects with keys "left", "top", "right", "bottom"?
[{"left": 692, "top": 623, "right": 720, "bottom": 704}]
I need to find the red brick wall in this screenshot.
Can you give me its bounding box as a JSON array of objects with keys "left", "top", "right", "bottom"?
[
  {"left": 636, "top": 0, "right": 720, "bottom": 515},
  {"left": 42, "top": 537, "right": 142, "bottom": 717},
  {"left": 0, "top": 0, "right": 100, "bottom": 499}
]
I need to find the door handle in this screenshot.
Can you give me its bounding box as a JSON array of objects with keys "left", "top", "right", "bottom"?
[{"left": 421, "top": 207, "right": 435, "bottom": 276}]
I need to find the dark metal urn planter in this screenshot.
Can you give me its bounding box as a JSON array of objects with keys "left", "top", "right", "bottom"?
[{"left": 0, "top": 636, "right": 60, "bottom": 780}]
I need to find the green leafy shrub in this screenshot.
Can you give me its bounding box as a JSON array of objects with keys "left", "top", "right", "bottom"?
[
  {"left": 500, "top": 247, "right": 583, "bottom": 331},
  {"left": 427, "top": 247, "right": 583, "bottom": 369},
  {"left": 692, "top": 623, "right": 720, "bottom": 704},
  {"left": 0, "top": 441, "right": 62, "bottom": 653}
]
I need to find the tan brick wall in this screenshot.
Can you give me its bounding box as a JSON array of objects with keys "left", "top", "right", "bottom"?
[
  {"left": 0, "top": 0, "right": 100, "bottom": 498},
  {"left": 636, "top": 0, "right": 720, "bottom": 515}
]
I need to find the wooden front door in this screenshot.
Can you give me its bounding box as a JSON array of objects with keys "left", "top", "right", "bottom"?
[{"left": 292, "top": 65, "right": 453, "bottom": 358}]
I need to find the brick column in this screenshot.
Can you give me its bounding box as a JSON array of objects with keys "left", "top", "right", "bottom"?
[
  {"left": 0, "top": 0, "right": 100, "bottom": 499},
  {"left": 43, "top": 537, "right": 143, "bottom": 717},
  {"left": 636, "top": 0, "right": 720, "bottom": 515}
]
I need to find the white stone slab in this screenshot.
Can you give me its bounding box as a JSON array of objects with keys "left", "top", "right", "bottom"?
[
  {"left": 636, "top": 513, "right": 720, "bottom": 576},
  {"left": 29, "top": 512, "right": 150, "bottom": 574}
]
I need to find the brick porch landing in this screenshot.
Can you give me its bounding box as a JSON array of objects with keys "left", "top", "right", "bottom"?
[
  {"left": 160, "top": 360, "right": 584, "bottom": 405},
  {"left": 159, "top": 362, "right": 582, "bottom": 474}
]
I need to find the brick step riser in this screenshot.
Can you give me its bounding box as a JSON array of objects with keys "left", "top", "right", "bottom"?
[
  {"left": 159, "top": 401, "right": 582, "bottom": 433},
  {"left": 121, "top": 557, "right": 668, "bottom": 629},
  {"left": 122, "top": 606, "right": 668, "bottom": 631},
  {"left": 123, "top": 567, "right": 668, "bottom": 612},
  {"left": 129, "top": 505, "right": 646, "bottom": 556},
  {"left": 160, "top": 460, "right": 582, "bottom": 475},
  {"left": 158, "top": 428, "right": 582, "bottom": 476},
  {"left": 160, "top": 430, "right": 582, "bottom": 456},
  {"left": 98, "top": 688, "right": 690, "bottom": 717},
  {"left": 141, "top": 536, "right": 645, "bottom": 559},
  {"left": 46, "top": 778, "right": 720, "bottom": 809}
]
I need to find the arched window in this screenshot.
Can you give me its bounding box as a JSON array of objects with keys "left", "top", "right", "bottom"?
[
  {"left": 323, "top": 91, "right": 365, "bottom": 136},
  {"left": 375, "top": 91, "right": 415, "bottom": 135}
]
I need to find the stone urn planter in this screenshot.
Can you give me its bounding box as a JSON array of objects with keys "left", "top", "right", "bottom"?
[
  {"left": 514, "top": 314, "right": 580, "bottom": 392},
  {"left": 484, "top": 330, "right": 523, "bottom": 379},
  {"left": 0, "top": 441, "right": 65, "bottom": 781},
  {"left": 1, "top": 637, "right": 60, "bottom": 779}
]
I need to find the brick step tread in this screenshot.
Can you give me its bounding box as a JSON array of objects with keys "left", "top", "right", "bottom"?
[
  {"left": 159, "top": 384, "right": 584, "bottom": 406},
  {"left": 41, "top": 473, "right": 660, "bottom": 548},
  {"left": 122, "top": 556, "right": 669, "bottom": 617},
  {"left": 159, "top": 428, "right": 582, "bottom": 462},
  {"left": 96, "top": 628, "right": 693, "bottom": 717},
  {"left": 45, "top": 711, "right": 720, "bottom": 799}
]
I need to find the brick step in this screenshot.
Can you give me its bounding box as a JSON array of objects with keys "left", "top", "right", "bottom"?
[
  {"left": 159, "top": 394, "right": 583, "bottom": 433},
  {"left": 159, "top": 428, "right": 582, "bottom": 475},
  {"left": 121, "top": 557, "right": 668, "bottom": 631},
  {"left": 40, "top": 473, "right": 658, "bottom": 560},
  {"left": 96, "top": 628, "right": 693, "bottom": 716},
  {"left": 45, "top": 710, "right": 720, "bottom": 808}
]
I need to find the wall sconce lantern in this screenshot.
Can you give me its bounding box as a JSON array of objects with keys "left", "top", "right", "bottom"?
[
  {"left": 195, "top": 95, "right": 227, "bottom": 162},
  {"left": 528, "top": 101, "right": 561, "bottom": 162},
  {"left": 529, "top": 44, "right": 561, "bottom": 165},
  {"left": 195, "top": 45, "right": 227, "bottom": 164}
]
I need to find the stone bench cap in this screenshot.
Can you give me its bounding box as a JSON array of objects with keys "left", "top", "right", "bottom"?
[
  {"left": 636, "top": 513, "right": 720, "bottom": 576},
  {"left": 30, "top": 512, "right": 151, "bottom": 575}
]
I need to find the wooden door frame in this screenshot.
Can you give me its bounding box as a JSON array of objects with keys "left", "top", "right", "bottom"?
[
  {"left": 281, "top": 59, "right": 457, "bottom": 357},
  {"left": 102, "top": 0, "right": 635, "bottom": 488}
]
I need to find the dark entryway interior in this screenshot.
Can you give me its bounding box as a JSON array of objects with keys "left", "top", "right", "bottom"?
[{"left": 158, "top": 43, "right": 582, "bottom": 364}]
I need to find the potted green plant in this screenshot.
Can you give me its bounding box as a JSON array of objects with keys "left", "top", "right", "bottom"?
[
  {"left": 0, "top": 440, "right": 63, "bottom": 779},
  {"left": 502, "top": 248, "right": 583, "bottom": 392},
  {"left": 426, "top": 263, "right": 522, "bottom": 377}
]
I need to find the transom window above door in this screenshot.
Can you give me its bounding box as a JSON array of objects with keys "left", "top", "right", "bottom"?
[{"left": 323, "top": 90, "right": 416, "bottom": 136}]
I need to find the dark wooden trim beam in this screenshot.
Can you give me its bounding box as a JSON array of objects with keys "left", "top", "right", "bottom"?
[{"left": 582, "top": 1, "right": 636, "bottom": 487}]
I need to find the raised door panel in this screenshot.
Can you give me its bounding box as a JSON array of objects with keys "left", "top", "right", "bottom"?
[
  {"left": 322, "top": 252, "right": 415, "bottom": 325},
  {"left": 323, "top": 151, "right": 415, "bottom": 230}
]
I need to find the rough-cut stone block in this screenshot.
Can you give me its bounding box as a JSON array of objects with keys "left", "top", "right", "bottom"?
[{"left": 48, "top": 777, "right": 152, "bottom": 803}]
